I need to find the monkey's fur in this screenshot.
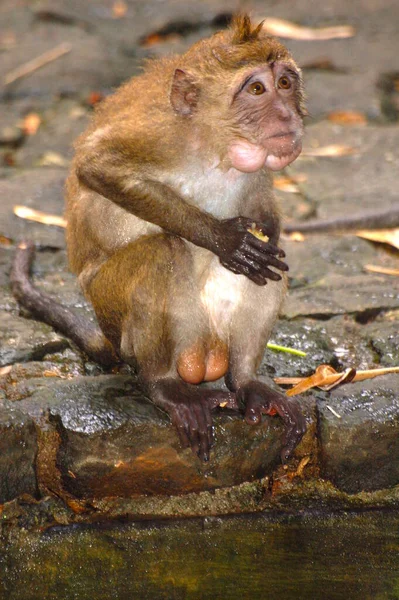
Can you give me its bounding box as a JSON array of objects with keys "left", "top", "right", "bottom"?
[{"left": 12, "top": 16, "right": 307, "bottom": 461}]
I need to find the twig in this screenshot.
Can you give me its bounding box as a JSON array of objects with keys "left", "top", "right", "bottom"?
[
  {"left": 4, "top": 42, "right": 72, "bottom": 86},
  {"left": 326, "top": 405, "right": 341, "bottom": 419}
]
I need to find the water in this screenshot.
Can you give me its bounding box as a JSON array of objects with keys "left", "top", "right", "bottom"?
[{"left": 2, "top": 510, "right": 399, "bottom": 599}]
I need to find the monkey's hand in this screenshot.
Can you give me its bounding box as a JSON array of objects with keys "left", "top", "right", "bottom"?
[
  {"left": 216, "top": 217, "right": 288, "bottom": 285},
  {"left": 237, "top": 380, "right": 306, "bottom": 462}
]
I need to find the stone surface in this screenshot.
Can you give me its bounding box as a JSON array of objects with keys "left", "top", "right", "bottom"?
[
  {"left": 0, "top": 169, "right": 67, "bottom": 247},
  {"left": 282, "top": 235, "right": 399, "bottom": 318},
  {"left": 0, "top": 404, "right": 38, "bottom": 503},
  {"left": 4, "top": 374, "right": 288, "bottom": 497},
  {"left": 0, "top": 0, "right": 398, "bottom": 523},
  {"left": 0, "top": 310, "right": 68, "bottom": 366},
  {"left": 318, "top": 374, "right": 399, "bottom": 493}
]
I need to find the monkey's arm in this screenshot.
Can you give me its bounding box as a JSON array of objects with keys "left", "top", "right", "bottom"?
[{"left": 77, "top": 153, "right": 288, "bottom": 286}]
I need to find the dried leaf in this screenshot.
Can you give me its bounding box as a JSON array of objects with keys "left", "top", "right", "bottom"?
[
  {"left": 141, "top": 34, "right": 163, "bottom": 46},
  {"left": 0, "top": 366, "right": 12, "bottom": 377},
  {"left": 275, "top": 365, "right": 399, "bottom": 396},
  {"left": 261, "top": 18, "right": 355, "bottom": 40},
  {"left": 43, "top": 369, "right": 62, "bottom": 378},
  {"left": 356, "top": 229, "right": 399, "bottom": 250},
  {"left": 351, "top": 366, "right": 399, "bottom": 382},
  {"left": 0, "top": 236, "right": 12, "bottom": 246},
  {"left": 22, "top": 113, "right": 41, "bottom": 135},
  {"left": 319, "top": 367, "right": 356, "bottom": 391},
  {"left": 364, "top": 264, "right": 399, "bottom": 276},
  {"left": 13, "top": 205, "right": 67, "bottom": 228},
  {"left": 285, "top": 364, "right": 337, "bottom": 396},
  {"left": 37, "top": 151, "right": 68, "bottom": 167},
  {"left": 273, "top": 174, "right": 307, "bottom": 193},
  {"left": 301, "top": 58, "right": 346, "bottom": 73},
  {"left": 86, "top": 91, "right": 104, "bottom": 106},
  {"left": 301, "top": 144, "right": 358, "bottom": 157},
  {"left": 295, "top": 456, "right": 310, "bottom": 477},
  {"left": 283, "top": 232, "right": 305, "bottom": 242},
  {"left": 66, "top": 499, "right": 87, "bottom": 514},
  {"left": 327, "top": 110, "right": 367, "bottom": 125},
  {"left": 112, "top": 0, "right": 128, "bottom": 18}
]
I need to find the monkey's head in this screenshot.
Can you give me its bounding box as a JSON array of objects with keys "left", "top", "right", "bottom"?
[{"left": 170, "top": 15, "right": 306, "bottom": 172}]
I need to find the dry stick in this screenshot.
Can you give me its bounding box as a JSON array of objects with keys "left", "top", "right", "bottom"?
[{"left": 4, "top": 42, "right": 72, "bottom": 86}]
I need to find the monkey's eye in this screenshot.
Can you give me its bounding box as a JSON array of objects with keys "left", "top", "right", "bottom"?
[
  {"left": 278, "top": 76, "right": 292, "bottom": 90},
  {"left": 248, "top": 81, "right": 266, "bottom": 95}
]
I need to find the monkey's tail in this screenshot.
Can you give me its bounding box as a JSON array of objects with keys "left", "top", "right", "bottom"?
[{"left": 10, "top": 241, "right": 118, "bottom": 366}]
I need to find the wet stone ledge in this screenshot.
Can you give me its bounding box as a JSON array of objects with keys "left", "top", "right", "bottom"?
[
  {"left": 2, "top": 360, "right": 399, "bottom": 524},
  {"left": 0, "top": 371, "right": 291, "bottom": 502}
]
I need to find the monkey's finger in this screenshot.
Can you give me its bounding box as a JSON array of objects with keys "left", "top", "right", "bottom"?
[
  {"left": 243, "top": 243, "right": 288, "bottom": 271},
  {"left": 244, "top": 399, "right": 263, "bottom": 425},
  {"left": 245, "top": 248, "right": 289, "bottom": 272},
  {"left": 269, "top": 398, "right": 307, "bottom": 462},
  {"left": 192, "top": 402, "right": 211, "bottom": 461},
  {"left": 260, "top": 267, "right": 283, "bottom": 282},
  {"left": 222, "top": 258, "right": 267, "bottom": 285},
  {"left": 247, "top": 237, "right": 285, "bottom": 257},
  {"left": 235, "top": 254, "right": 281, "bottom": 282},
  {"left": 174, "top": 418, "right": 191, "bottom": 450}
]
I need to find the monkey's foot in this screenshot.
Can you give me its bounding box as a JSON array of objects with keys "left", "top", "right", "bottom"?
[
  {"left": 149, "top": 379, "right": 237, "bottom": 461},
  {"left": 237, "top": 380, "right": 306, "bottom": 462}
]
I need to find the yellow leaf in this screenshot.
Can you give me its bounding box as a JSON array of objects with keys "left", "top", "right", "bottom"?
[
  {"left": 327, "top": 110, "right": 367, "bottom": 125},
  {"left": 284, "top": 232, "right": 305, "bottom": 242},
  {"left": 364, "top": 264, "right": 399, "bottom": 276},
  {"left": 261, "top": 18, "right": 355, "bottom": 40},
  {"left": 22, "top": 112, "right": 41, "bottom": 135},
  {"left": 301, "top": 144, "right": 358, "bottom": 157},
  {"left": 112, "top": 0, "right": 128, "bottom": 18},
  {"left": 13, "top": 205, "right": 67, "bottom": 228},
  {"left": 356, "top": 229, "right": 399, "bottom": 250},
  {"left": 273, "top": 174, "right": 307, "bottom": 193}
]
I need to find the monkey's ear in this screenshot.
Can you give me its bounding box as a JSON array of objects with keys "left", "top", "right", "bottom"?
[{"left": 170, "top": 69, "right": 199, "bottom": 116}]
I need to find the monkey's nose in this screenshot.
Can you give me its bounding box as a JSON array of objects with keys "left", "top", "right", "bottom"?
[{"left": 274, "top": 101, "right": 291, "bottom": 121}]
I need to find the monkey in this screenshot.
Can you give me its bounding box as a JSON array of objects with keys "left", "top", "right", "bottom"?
[
  {"left": 11, "top": 15, "right": 307, "bottom": 462},
  {"left": 284, "top": 206, "right": 399, "bottom": 234}
]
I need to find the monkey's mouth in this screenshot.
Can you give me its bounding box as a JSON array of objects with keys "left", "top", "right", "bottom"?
[{"left": 264, "top": 132, "right": 302, "bottom": 171}]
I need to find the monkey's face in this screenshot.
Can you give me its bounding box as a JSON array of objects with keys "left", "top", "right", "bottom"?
[{"left": 227, "top": 62, "right": 304, "bottom": 173}]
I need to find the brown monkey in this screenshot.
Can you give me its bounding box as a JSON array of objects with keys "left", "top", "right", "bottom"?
[{"left": 12, "top": 16, "right": 306, "bottom": 461}]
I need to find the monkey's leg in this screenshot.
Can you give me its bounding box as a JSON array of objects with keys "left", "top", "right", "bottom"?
[
  {"left": 86, "top": 234, "right": 236, "bottom": 461},
  {"left": 10, "top": 241, "right": 118, "bottom": 366},
  {"left": 226, "top": 282, "right": 306, "bottom": 462}
]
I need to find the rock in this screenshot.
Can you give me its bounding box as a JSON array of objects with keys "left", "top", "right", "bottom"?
[
  {"left": 10, "top": 374, "right": 286, "bottom": 497},
  {"left": 318, "top": 374, "right": 399, "bottom": 493},
  {"left": 0, "top": 404, "right": 38, "bottom": 503},
  {"left": 0, "top": 169, "right": 67, "bottom": 248},
  {"left": 282, "top": 235, "right": 399, "bottom": 319},
  {"left": 0, "top": 310, "right": 68, "bottom": 367},
  {"left": 288, "top": 123, "right": 399, "bottom": 220}
]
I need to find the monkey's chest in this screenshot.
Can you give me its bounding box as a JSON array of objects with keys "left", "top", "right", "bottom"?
[{"left": 169, "top": 166, "right": 248, "bottom": 219}]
